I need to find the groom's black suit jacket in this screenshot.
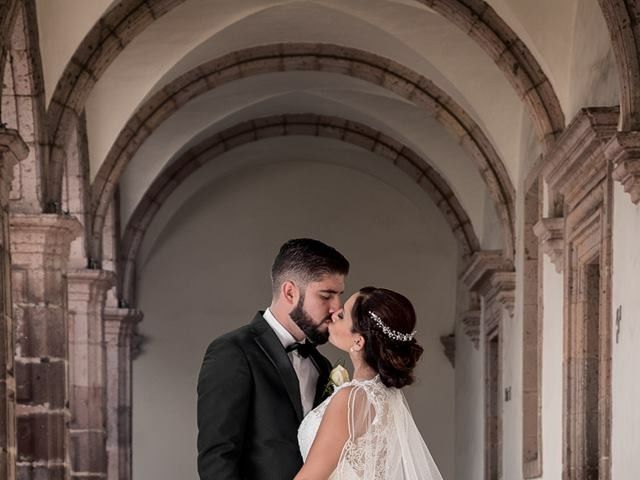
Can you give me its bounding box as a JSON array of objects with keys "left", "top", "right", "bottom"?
[{"left": 197, "top": 312, "right": 332, "bottom": 480}]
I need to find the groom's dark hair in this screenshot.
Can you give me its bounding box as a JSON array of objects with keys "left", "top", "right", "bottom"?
[{"left": 271, "top": 238, "right": 349, "bottom": 294}]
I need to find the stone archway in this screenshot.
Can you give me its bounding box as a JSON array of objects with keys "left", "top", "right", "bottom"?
[
  {"left": 43, "top": 0, "right": 563, "bottom": 211},
  {"left": 89, "top": 43, "right": 515, "bottom": 262},
  {"left": 118, "top": 113, "right": 481, "bottom": 304}
]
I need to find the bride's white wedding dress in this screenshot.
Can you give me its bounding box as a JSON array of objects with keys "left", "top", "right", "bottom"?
[{"left": 298, "top": 375, "right": 444, "bottom": 479}]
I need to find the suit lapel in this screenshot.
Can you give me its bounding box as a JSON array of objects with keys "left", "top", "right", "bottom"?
[
  {"left": 251, "top": 313, "right": 304, "bottom": 422},
  {"left": 310, "top": 349, "right": 332, "bottom": 406}
]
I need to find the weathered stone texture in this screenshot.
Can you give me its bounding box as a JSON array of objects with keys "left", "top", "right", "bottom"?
[
  {"left": 539, "top": 108, "right": 616, "bottom": 480},
  {"left": 0, "top": 128, "right": 27, "bottom": 480},
  {"left": 104, "top": 308, "right": 142, "bottom": 480},
  {"left": 533, "top": 217, "right": 564, "bottom": 273},
  {"left": 2, "top": 2, "right": 45, "bottom": 214},
  {"left": 10, "top": 214, "right": 81, "bottom": 480},
  {"left": 605, "top": 130, "right": 640, "bottom": 204},
  {"left": 67, "top": 269, "right": 115, "bottom": 480},
  {"left": 522, "top": 179, "right": 542, "bottom": 478}
]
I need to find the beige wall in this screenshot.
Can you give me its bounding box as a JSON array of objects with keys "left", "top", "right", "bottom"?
[
  {"left": 132, "top": 143, "right": 458, "bottom": 480},
  {"left": 540, "top": 255, "right": 563, "bottom": 479},
  {"left": 35, "top": 0, "right": 114, "bottom": 104},
  {"left": 611, "top": 183, "right": 640, "bottom": 478},
  {"left": 454, "top": 314, "right": 484, "bottom": 479},
  {"left": 566, "top": 0, "right": 619, "bottom": 121}
]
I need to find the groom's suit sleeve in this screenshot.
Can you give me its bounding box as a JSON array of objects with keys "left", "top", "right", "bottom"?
[{"left": 197, "top": 338, "right": 251, "bottom": 480}]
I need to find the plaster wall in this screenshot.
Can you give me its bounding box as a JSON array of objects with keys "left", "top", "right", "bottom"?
[
  {"left": 132, "top": 143, "right": 459, "bottom": 480},
  {"left": 611, "top": 183, "right": 640, "bottom": 479}
]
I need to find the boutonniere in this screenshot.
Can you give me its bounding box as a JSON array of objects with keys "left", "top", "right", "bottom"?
[{"left": 323, "top": 361, "right": 350, "bottom": 397}]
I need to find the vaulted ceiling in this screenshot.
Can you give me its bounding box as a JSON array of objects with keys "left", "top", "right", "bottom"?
[{"left": 33, "top": 0, "right": 619, "bottom": 263}]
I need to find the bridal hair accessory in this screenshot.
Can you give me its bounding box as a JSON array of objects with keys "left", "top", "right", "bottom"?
[{"left": 368, "top": 310, "right": 416, "bottom": 341}]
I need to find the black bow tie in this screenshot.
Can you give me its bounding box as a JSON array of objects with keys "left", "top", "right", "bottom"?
[{"left": 285, "top": 341, "right": 317, "bottom": 358}]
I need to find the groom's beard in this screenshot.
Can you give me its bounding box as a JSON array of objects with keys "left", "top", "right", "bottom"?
[{"left": 290, "top": 294, "right": 330, "bottom": 345}]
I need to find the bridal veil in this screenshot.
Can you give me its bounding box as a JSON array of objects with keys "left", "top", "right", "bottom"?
[{"left": 333, "top": 382, "right": 444, "bottom": 480}]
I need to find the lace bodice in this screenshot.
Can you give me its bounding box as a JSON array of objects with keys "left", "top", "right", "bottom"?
[
  {"left": 298, "top": 375, "right": 444, "bottom": 480},
  {"left": 298, "top": 375, "right": 391, "bottom": 479}
]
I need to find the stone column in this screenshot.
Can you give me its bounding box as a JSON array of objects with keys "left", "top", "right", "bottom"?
[
  {"left": 10, "top": 213, "right": 82, "bottom": 480},
  {"left": 0, "top": 129, "right": 27, "bottom": 480},
  {"left": 104, "top": 307, "right": 142, "bottom": 480},
  {"left": 66, "top": 269, "right": 115, "bottom": 480},
  {"left": 541, "top": 107, "right": 616, "bottom": 480}
]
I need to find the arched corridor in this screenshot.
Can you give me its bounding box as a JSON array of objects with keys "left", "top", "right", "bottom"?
[{"left": 0, "top": 1, "right": 639, "bottom": 479}]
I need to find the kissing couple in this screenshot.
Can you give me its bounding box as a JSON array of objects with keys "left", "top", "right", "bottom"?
[{"left": 197, "top": 238, "right": 444, "bottom": 479}]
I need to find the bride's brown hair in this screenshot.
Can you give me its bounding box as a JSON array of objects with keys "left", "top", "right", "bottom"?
[{"left": 351, "top": 287, "right": 424, "bottom": 388}]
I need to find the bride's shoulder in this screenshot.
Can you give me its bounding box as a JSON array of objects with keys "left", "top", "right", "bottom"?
[
  {"left": 334, "top": 375, "right": 385, "bottom": 397},
  {"left": 328, "top": 376, "right": 384, "bottom": 411}
]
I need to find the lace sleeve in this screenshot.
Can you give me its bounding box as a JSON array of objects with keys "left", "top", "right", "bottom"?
[{"left": 333, "top": 382, "right": 444, "bottom": 480}]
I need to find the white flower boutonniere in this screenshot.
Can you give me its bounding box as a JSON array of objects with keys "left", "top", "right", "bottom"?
[{"left": 323, "top": 363, "right": 350, "bottom": 397}]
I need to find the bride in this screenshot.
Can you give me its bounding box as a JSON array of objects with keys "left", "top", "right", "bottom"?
[{"left": 295, "top": 287, "right": 444, "bottom": 480}]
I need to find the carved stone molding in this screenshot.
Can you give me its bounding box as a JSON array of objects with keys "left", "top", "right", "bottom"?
[
  {"left": 459, "top": 309, "right": 481, "bottom": 349},
  {"left": 9, "top": 213, "right": 82, "bottom": 480},
  {"left": 461, "top": 251, "right": 515, "bottom": 318},
  {"left": 533, "top": 217, "right": 565, "bottom": 273},
  {"left": 540, "top": 108, "right": 614, "bottom": 480},
  {"left": 0, "top": 128, "right": 28, "bottom": 205},
  {"left": 493, "top": 271, "right": 516, "bottom": 318},
  {"left": 541, "top": 108, "right": 618, "bottom": 210},
  {"left": 440, "top": 334, "right": 455, "bottom": 367},
  {"left": 66, "top": 269, "right": 116, "bottom": 480},
  {"left": 605, "top": 130, "right": 640, "bottom": 204},
  {"left": 104, "top": 307, "right": 143, "bottom": 480},
  {"left": 0, "top": 127, "right": 26, "bottom": 480}
]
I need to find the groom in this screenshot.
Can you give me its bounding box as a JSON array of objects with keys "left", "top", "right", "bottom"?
[{"left": 197, "top": 238, "right": 349, "bottom": 480}]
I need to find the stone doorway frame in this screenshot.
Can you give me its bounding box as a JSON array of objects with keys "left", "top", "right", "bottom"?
[
  {"left": 485, "top": 314, "right": 502, "bottom": 480},
  {"left": 540, "top": 108, "right": 615, "bottom": 480},
  {"left": 562, "top": 190, "right": 612, "bottom": 480}
]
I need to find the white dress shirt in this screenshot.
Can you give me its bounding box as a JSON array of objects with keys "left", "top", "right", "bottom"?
[{"left": 263, "top": 308, "right": 319, "bottom": 416}]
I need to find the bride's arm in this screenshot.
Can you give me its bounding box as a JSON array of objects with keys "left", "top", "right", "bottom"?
[{"left": 294, "top": 387, "right": 353, "bottom": 480}]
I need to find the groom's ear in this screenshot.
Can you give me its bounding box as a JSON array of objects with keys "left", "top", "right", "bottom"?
[{"left": 281, "top": 280, "right": 298, "bottom": 305}]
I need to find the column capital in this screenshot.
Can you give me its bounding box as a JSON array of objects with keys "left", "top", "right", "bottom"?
[
  {"left": 493, "top": 271, "right": 516, "bottom": 317},
  {"left": 104, "top": 308, "right": 143, "bottom": 342},
  {"left": 459, "top": 308, "right": 481, "bottom": 349},
  {"left": 533, "top": 217, "right": 564, "bottom": 273},
  {"left": 461, "top": 251, "right": 515, "bottom": 317},
  {"left": 10, "top": 213, "right": 82, "bottom": 260},
  {"left": 605, "top": 130, "right": 640, "bottom": 204},
  {"left": 67, "top": 269, "right": 116, "bottom": 305},
  {"left": 541, "top": 107, "right": 617, "bottom": 210}
]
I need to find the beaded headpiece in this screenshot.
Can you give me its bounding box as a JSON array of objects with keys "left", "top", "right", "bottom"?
[{"left": 368, "top": 310, "right": 416, "bottom": 342}]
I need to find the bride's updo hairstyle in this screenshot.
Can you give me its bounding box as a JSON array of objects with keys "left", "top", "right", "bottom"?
[{"left": 351, "top": 287, "right": 424, "bottom": 388}]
